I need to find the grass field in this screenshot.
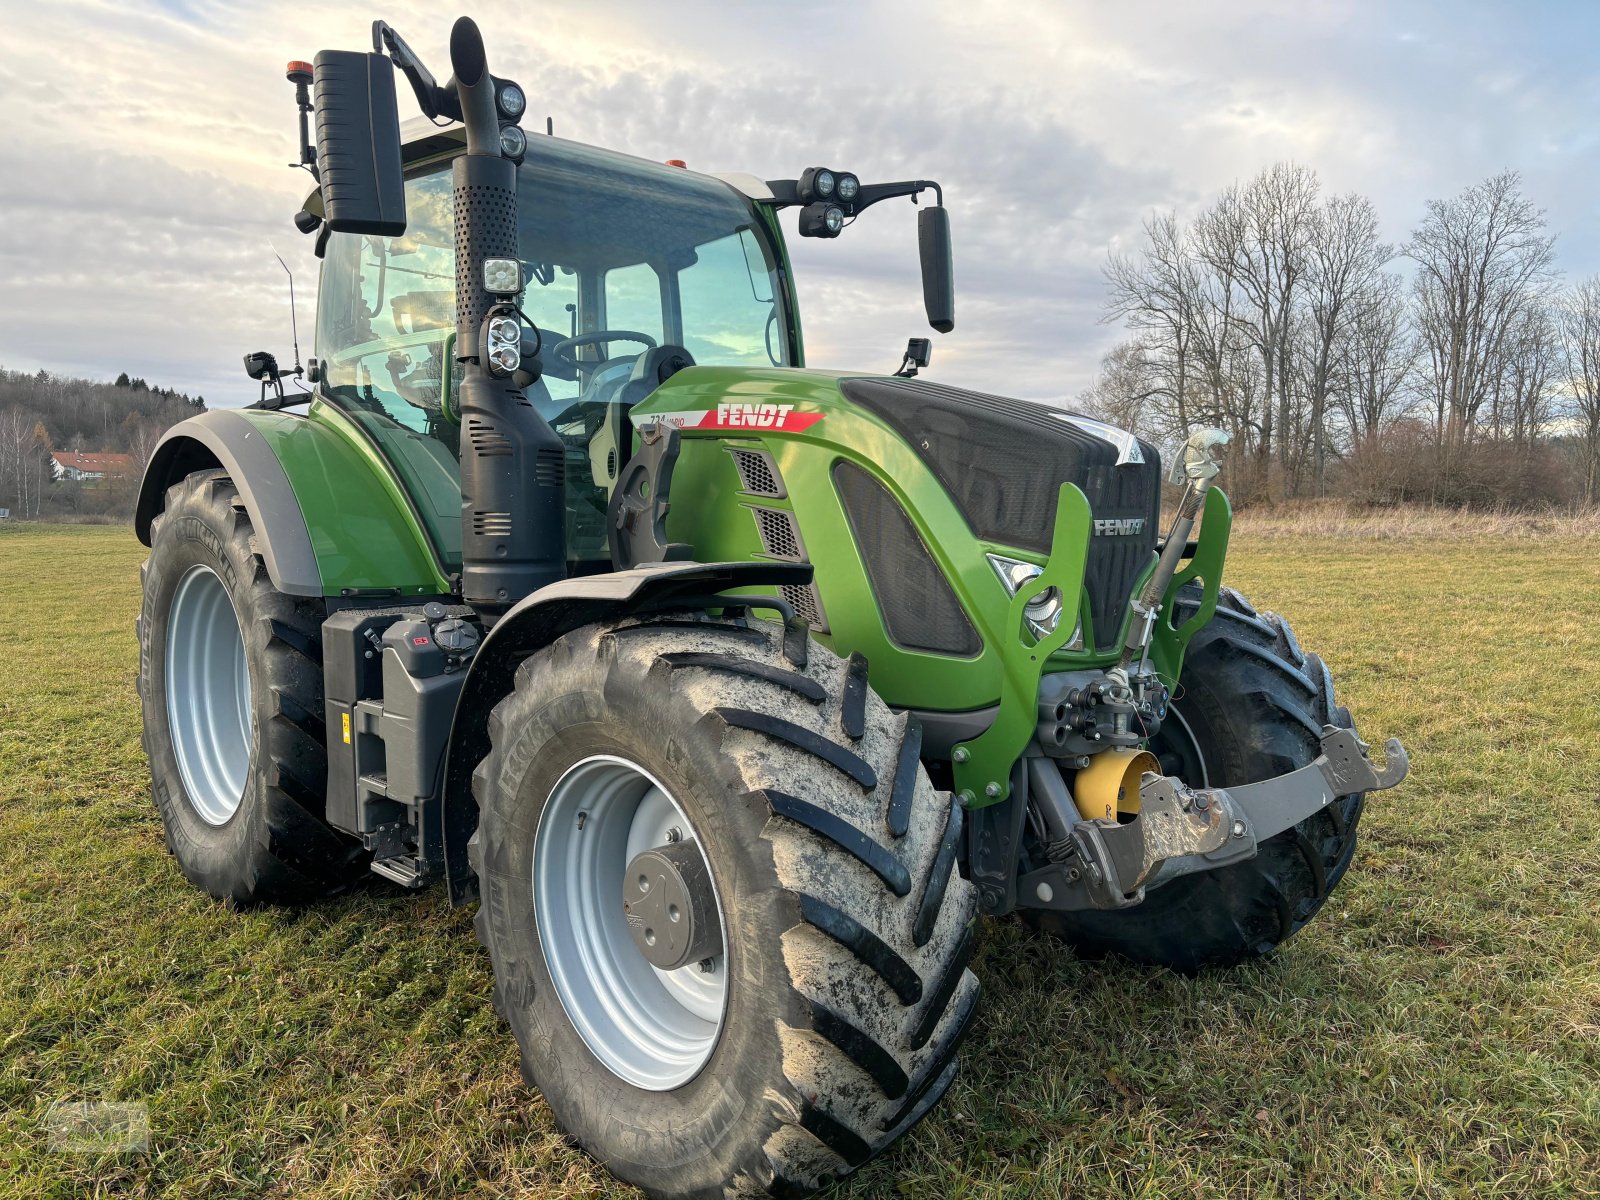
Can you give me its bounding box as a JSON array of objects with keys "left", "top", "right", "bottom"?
[{"left": 3, "top": 521, "right": 1599, "bottom": 1199}]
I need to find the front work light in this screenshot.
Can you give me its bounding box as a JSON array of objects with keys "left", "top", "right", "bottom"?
[
  {"left": 799, "top": 202, "right": 846, "bottom": 238},
  {"left": 496, "top": 79, "right": 526, "bottom": 120},
  {"left": 499, "top": 124, "right": 528, "bottom": 160},
  {"left": 835, "top": 172, "right": 860, "bottom": 202},
  {"left": 799, "top": 166, "right": 838, "bottom": 204},
  {"left": 483, "top": 257, "right": 523, "bottom": 296}
]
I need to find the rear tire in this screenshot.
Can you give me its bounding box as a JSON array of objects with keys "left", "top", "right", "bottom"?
[
  {"left": 469, "top": 616, "right": 980, "bottom": 1199},
  {"left": 1027, "top": 586, "right": 1366, "bottom": 971},
  {"left": 137, "top": 469, "right": 364, "bottom": 906}
]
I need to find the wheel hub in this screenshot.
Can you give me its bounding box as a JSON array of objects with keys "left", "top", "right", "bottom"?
[{"left": 622, "top": 838, "right": 722, "bottom": 971}]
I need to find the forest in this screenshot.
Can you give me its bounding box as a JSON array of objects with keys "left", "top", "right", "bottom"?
[
  {"left": 1084, "top": 167, "right": 1600, "bottom": 507},
  {"left": 0, "top": 369, "right": 204, "bottom": 520}
]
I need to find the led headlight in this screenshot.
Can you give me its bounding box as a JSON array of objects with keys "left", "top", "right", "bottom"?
[
  {"left": 496, "top": 80, "right": 526, "bottom": 120},
  {"left": 482, "top": 257, "right": 523, "bottom": 296},
  {"left": 483, "top": 309, "right": 523, "bottom": 376},
  {"left": 987, "top": 553, "right": 1084, "bottom": 646},
  {"left": 835, "top": 172, "right": 860, "bottom": 202},
  {"left": 499, "top": 124, "right": 528, "bottom": 159},
  {"left": 823, "top": 205, "right": 844, "bottom": 234},
  {"left": 814, "top": 169, "right": 835, "bottom": 198}
]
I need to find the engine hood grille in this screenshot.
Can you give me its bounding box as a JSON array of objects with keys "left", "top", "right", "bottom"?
[{"left": 837, "top": 376, "right": 1161, "bottom": 653}]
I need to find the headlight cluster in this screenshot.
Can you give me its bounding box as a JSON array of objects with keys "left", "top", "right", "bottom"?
[
  {"left": 987, "top": 554, "right": 1084, "bottom": 647},
  {"left": 797, "top": 166, "right": 861, "bottom": 239},
  {"left": 480, "top": 305, "right": 523, "bottom": 377}
]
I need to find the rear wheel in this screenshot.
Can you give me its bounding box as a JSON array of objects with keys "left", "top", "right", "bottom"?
[
  {"left": 470, "top": 616, "right": 980, "bottom": 1199},
  {"left": 1028, "top": 586, "right": 1366, "bottom": 971},
  {"left": 138, "top": 469, "right": 364, "bottom": 906}
]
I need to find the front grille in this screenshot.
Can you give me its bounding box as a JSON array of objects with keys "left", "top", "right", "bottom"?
[
  {"left": 750, "top": 506, "right": 804, "bottom": 561},
  {"left": 838, "top": 377, "right": 1160, "bottom": 652},
  {"left": 834, "top": 460, "right": 981, "bottom": 657}
]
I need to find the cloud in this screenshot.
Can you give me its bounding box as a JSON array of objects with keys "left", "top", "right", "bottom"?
[{"left": 1, "top": 0, "right": 1597, "bottom": 412}]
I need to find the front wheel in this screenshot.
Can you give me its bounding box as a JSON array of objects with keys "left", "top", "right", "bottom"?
[
  {"left": 137, "top": 469, "right": 364, "bottom": 906},
  {"left": 1027, "top": 586, "right": 1367, "bottom": 971},
  {"left": 469, "top": 616, "right": 980, "bottom": 1199}
]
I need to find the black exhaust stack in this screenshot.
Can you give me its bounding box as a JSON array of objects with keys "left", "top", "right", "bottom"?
[{"left": 446, "top": 18, "right": 565, "bottom": 610}]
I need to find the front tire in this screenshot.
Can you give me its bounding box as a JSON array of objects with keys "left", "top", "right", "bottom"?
[
  {"left": 469, "top": 616, "right": 980, "bottom": 1199},
  {"left": 1028, "top": 586, "right": 1366, "bottom": 971},
  {"left": 138, "top": 469, "right": 364, "bottom": 906}
]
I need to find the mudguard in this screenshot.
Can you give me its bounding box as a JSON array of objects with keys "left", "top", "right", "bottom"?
[
  {"left": 135, "top": 404, "right": 453, "bottom": 599},
  {"left": 136, "top": 411, "right": 323, "bottom": 596},
  {"left": 440, "top": 559, "right": 814, "bottom": 904}
]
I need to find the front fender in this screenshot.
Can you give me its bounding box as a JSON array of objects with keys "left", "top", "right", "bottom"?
[
  {"left": 135, "top": 403, "right": 453, "bottom": 599},
  {"left": 440, "top": 559, "right": 813, "bottom": 904},
  {"left": 136, "top": 410, "right": 324, "bottom": 595}
]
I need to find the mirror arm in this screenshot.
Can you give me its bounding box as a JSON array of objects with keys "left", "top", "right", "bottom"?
[
  {"left": 759, "top": 178, "right": 943, "bottom": 214},
  {"left": 372, "top": 21, "right": 461, "bottom": 122}
]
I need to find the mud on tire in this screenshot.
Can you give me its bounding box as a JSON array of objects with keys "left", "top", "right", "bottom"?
[
  {"left": 138, "top": 469, "right": 365, "bottom": 906},
  {"left": 469, "top": 615, "right": 981, "bottom": 1199},
  {"left": 1028, "top": 585, "right": 1367, "bottom": 972}
]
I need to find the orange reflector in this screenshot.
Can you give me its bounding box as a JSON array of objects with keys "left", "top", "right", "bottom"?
[
  {"left": 665, "top": 158, "right": 687, "bottom": 168},
  {"left": 286, "top": 60, "right": 314, "bottom": 79}
]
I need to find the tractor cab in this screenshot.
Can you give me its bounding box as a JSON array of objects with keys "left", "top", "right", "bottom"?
[{"left": 312, "top": 123, "right": 795, "bottom": 570}]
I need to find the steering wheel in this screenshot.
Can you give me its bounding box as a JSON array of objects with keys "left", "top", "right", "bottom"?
[{"left": 551, "top": 330, "right": 658, "bottom": 371}]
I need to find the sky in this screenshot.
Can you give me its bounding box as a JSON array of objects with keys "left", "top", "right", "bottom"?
[{"left": 1, "top": 0, "right": 1597, "bottom": 409}]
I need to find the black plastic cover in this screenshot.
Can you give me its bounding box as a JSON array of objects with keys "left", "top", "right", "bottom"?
[
  {"left": 313, "top": 50, "right": 407, "bottom": 236},
  {"left": 837, "top": 377, "right": 1161, "bottom": 653}
]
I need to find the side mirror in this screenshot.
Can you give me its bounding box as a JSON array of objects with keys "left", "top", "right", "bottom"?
[
  {"left": 312, "top": 50, "right": 407, "bottom": 236},
  {"left": 918, "top": 206, "right": 955, "bottom": 333}
]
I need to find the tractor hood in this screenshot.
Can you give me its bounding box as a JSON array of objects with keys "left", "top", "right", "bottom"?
[{"left": 633, "top": 366, "right": 1162, "bottom": 656}]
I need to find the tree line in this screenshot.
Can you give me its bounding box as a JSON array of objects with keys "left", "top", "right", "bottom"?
[
  {"left": 1083, "top": 166, "right": 1600, "bottom": 507},
  {"left": 0, "top": 367, "right": 204, "bottom": 519}
]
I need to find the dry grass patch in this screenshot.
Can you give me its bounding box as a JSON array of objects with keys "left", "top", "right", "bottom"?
[{"left": 2, "top": 521, "right": 1598, "bottom": 1198}]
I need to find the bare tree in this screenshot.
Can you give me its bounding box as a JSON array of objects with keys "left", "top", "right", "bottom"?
[
  {"left": 1193, "top": 163, "right": 1321, "bottom": 494},
  {"left": 1558, "top": 277, "right": 1600, "bottom": 501},
  {"left": 1336, "top": 273, "right": 1416, "bottom": 448},
  {"left": 1404, "top": 172, "right": 1558, "bottom": 485},
  {"left": 1299, "top": 192, "right": 1392, "bottom": 494}
]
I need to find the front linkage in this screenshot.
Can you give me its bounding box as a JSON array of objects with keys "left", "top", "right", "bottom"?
[{"left": 957, "top": 429, "right": 1410, "bottom": 918}]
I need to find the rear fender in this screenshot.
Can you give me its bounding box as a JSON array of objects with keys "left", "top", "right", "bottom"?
[{"left": 440, "top": 559, "right": 813, "bottom": 904}]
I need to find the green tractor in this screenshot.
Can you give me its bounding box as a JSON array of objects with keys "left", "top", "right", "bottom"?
[{"left": 135, "top": 17, "right": 1407, "bottom": 1198}]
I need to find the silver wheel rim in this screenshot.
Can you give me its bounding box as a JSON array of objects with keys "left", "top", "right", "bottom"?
[
  {"left": 165, "top": 565, "right": 252, "bottom": 826},
  {"left": 533, "top": 754, "right": 728, "bottom": 1090}
]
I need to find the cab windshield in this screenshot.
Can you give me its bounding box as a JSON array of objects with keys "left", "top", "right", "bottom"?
[{"left": 315, "top": 135, "right": 792, "bottom": 567}]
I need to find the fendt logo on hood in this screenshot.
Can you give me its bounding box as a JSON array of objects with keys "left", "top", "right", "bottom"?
[
  {"left": 649, "top": 405, "right": 826, "bottom": 433},
  {"left": 715, "top": 402, "right": 795, "bottom": 428},
  {"left": 1094, "top": 518, "right": 1145, "bottom": 536}
]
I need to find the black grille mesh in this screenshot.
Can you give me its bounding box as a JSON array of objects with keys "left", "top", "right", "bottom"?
[
  {"left": 751, "top": 507, "right": 803, "bottom": 561},
  {"left": 838, "top": 377, "right": 1161, "bottom": 652},
  {"left": 729, "top": 448, "right": 784, "bottom": 497},
  {"left": 834, "top": 460, "right": 981, "bottom": 657}
]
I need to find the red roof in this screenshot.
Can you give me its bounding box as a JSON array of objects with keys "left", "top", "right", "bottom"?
[{"left": 53, "top": 451, "right": 132, "bottom": 474}]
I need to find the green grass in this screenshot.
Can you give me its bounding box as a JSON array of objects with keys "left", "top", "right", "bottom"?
[{"left": 3, "top": 522, "right": 1598, "bottom": 1199}]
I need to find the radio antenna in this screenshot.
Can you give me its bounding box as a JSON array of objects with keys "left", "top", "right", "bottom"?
[{"left": 272, "top": 249, "right": 308, "bottom": 391}]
